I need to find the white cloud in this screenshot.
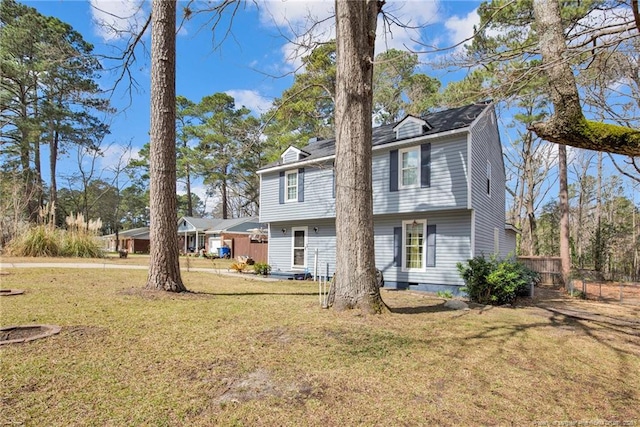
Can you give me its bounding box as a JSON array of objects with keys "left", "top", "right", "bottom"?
[
  {"left": 376, "top": 1, "right": 441, "bottom": 53},
  {"left": 90, "top": 0, "right": 149, "bottom": 42},
  {"left": 225, "top": 90, "right": 273, "bottom": 115},
  {"left": 260, "top": 0, "right": 335, "bottom": 71},
  {"left": 99, "top": 143, "right": 141, "bottom": 174},
  {"left": 259, "top": 0, "right": 441, "bottom": 70},
  {"left": 444, "top": 8, "right": 480, "bottom": 51},
  {"left": 569, "top": 6, "right": 634, "bottom": 47}
]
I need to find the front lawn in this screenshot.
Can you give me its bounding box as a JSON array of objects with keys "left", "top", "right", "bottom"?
[{"left": 1, "top": 266, "right": 638, "bottom": 426}]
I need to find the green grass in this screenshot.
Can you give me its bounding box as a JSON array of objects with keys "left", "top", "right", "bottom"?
[{"left": 1, "top": 265, "right": 639, "bottom": 426}]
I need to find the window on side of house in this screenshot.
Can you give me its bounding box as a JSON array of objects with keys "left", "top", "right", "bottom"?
[
  {"left": 486, "top": 160, "right": 491, "bottom": 197},
  {"left": 285, "top": 170, "right": 298, "bottom": 202},
  {"left": 402, "top": 219, "right": 426, "bottom": 270},
  {"left": 399, "top": 147, "right": 419, "bottom": 188},
  {"left": 426, "top": 224, "right": 436, "bottom": 267}
]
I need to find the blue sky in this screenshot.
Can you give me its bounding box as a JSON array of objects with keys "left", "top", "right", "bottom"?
[{"left": 25, "top": 0, "right": 485, "bottom": 203}]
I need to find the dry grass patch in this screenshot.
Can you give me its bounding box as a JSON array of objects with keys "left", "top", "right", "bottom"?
[
  {"left": 0, "top": 268, "right": 638, "bottom": 426},
  {"left": 1, "top": 254, "right": 235, "bottom": 270}
]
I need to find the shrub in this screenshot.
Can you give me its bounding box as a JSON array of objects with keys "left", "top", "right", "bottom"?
[
  {"left": 457, "top": 255, "right": 539, "bottom": 305},
  {"left": 253, "top": 262, "right": 272, "bottom": 276},
  {"left": 6, "top": 225, "right": 63, "bottom": 257}
]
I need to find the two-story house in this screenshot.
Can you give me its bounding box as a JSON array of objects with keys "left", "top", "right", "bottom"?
[{"left": 258, "top": 102, "right": 517, "bottom": 294}]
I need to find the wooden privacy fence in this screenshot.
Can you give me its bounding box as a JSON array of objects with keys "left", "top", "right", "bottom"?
[{"left": 518, "top": 256, "right": 563, "bottom": 285}]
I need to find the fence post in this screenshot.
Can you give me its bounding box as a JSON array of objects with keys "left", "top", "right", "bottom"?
[
  {"left": 620, "top": 282, "right": 623, "bottom": 303},
  {"left": 314, "top": 248, "right": 318, "bottom": 282}
]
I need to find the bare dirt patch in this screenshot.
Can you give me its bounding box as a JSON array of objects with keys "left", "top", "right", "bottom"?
[
  {"left": 64, "top": 325, "right": 109, "bottom": 338},
  {"left": 214, "top": 369, "right": 322, "bottom": 405},
  {"left": 255, "top": 327, "right": 294, "bottom": 345},
  {"left": 581, "top": 281, "right": 640, "bottom": 304}
]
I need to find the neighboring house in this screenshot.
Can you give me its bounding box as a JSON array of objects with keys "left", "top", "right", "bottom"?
[
  {"left": 177, "top": 216, "right": 268, "bottom": 261},
  {"left": 257, "top": 102, "right": 517, "bottom": 294},
  {"left": 102, "top": 227, "right": 151, "bottom": 254}
]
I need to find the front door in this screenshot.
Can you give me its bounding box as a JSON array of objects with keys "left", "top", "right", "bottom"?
[{"left": 292, "top": 227, "right": 307, "bottom": 269}]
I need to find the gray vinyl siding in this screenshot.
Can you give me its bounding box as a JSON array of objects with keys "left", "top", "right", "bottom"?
[
  {"left": 267, "top": 211, "right": 470, "bottom": 288},
  {"left": 373, "top": 211, "right": 471, "bottom": 288},
  {"left": 260, "top": 162, "right": 335, "bottom": 223},
  {"left": 373, "top": 135, "right": 468, "bottom": 215},
  {"left": 282, "top": 150, "right": 300, "bottom": 164},
  {"left": 260, "top": 134, "right": 469, "bottom": 223},
  {"left": 268, "top": 219, "right": 336, "bottom": 275},
  {"left": 469, "top": 109, "right": 511, "bottom": 258},
  {"left": 395, "top": 121, "right": 423, "bottom": 139}
]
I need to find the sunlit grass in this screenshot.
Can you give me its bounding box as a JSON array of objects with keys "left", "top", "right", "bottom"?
[{"left": 1, "top": 266, "right": 638, "bottom": 426}]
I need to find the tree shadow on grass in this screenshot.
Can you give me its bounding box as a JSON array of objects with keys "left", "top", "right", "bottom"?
[
  {"left": 119, "top": 287, "right": 318, "bottom": 299},
  {"left": 191, "top": 291, "right": 319, "bottom": 297},
  {"left": 389, "top": 302, "right": 453, "bottom": 314}
]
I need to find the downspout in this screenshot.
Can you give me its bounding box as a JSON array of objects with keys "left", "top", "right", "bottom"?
[{"left": 467, "top": 131, "right": 475, "bottom": 258}]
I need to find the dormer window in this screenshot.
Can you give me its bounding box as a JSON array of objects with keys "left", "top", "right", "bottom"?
[
  {"left": 393, "top": 116, "right": 432, "bottom": 140},
  {"left": 281, "top": 146, "right": 310, "bottom": 164}
]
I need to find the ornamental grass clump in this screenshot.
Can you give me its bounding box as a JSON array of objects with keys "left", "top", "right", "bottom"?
[
  {"left": 6, "top": 224, "right": 63, "bottom": 257},
  {"left": 6, "top": 210, "right": 103, "bottom": 258},
  {"left": 457, "top": 255, "right": 539, "bottom": 305},
  {"left": 61, "top": 213, "right": 103, "bottom": 258}
]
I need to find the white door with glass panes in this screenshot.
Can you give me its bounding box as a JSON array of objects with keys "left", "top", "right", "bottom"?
[{"left": 291, "top": 227, "right": 307, "bottom": 269}]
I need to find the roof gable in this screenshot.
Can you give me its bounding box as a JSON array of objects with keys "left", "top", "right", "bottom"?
[
  {"left": 281, "top": 146, "right": 310, "bottom": 164},
  {"left": 178, "top": 216, "right": 220, "bottom": 232},
  {"left": 392, "top": 115, "right": 432, "bottom": 140},
  {"left": 206, "top": 217, "right": 264, "bottom": 233}
]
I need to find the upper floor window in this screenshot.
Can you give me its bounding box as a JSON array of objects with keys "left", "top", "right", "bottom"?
[
  {"left": 286, "top": 170, "right": 298, "bottom": 202},
  {"left": 400, "top": 147, "right": 419, "bottom": 188},
  {"left": 390, "top": 143, "right": 431, "bottom": 192},
  {"left": 279, "top": 168, "right": 305, "bottom": 204}
]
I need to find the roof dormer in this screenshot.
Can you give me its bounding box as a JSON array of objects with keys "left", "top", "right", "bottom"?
[
  {"left": 281, "top": 146, "right": 310, "bottom": 164},
  {"left": 392, "top": 115, "right": 432, "bottom": 140}
]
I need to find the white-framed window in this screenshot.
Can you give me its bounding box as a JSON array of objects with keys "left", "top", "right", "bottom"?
[
  {"left": 486, "top": 160, "right": 491, "bottom": 197},
  {"left": 399, "top": 147, "right": 419, "bottom": 188},
  {"left": 291, "top": 226, "right": 307, "bottom": 268},
  {"left": 285, "top": 170, "right": 298, "bottom": 202},
  {"left": 402, "top": 219, "right": 426, "bottom": 271}
]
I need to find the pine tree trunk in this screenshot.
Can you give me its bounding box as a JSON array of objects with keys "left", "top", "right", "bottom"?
[
  {"left": 146, "top": 0, "right": 186, "bottom": 292},
  {"left": 594, "top": 152, "right": 603, "bottom": 272},
  {"left": 558, "top": 144, "right": 571, "bottom": 288},
  {"left": 49, "top": 129, "right": 58, "bottom": 221},
  {"left": 222, "top": 178, "right": 228, "bottom": 219},
  {"left": 332, "top": 0, "right": 386, "bottom": 314}
]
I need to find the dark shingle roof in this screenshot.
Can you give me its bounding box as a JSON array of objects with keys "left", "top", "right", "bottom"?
[{"left": 259, "top": 102, "right": 491, "bottom": 171}]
